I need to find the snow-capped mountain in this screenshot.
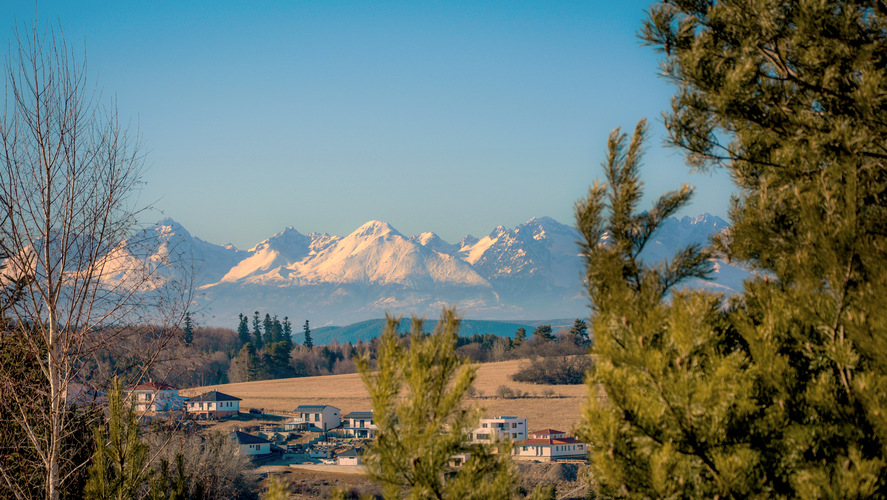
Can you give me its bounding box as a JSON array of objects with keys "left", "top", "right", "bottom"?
[{"left": 106, "top": 214, "right": 746, "bottom": 326}]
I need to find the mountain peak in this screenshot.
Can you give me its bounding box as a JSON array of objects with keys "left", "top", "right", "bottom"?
[{"left": 352, "top": 220, "right": 401, "bottom": 239}]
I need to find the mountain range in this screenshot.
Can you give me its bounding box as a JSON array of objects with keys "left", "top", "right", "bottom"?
[{"left": 107, "top": 214, "right": 747, "bottom": 328}]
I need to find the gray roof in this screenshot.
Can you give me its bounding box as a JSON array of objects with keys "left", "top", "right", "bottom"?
[
  {"left": 338, "top": 448, "right": 362, "bottom": 457},
  {"left": 295, "top": 405, "right": 338, "bottom": 412},
  {"left": 343, "top": 411, "right": 373, "bottom": 419},
  {"left": 188, "top": 390, "right": 241, "bottom": 402},
  {"left": 230, "top": 431, "right": 270, "bottom": 445}
]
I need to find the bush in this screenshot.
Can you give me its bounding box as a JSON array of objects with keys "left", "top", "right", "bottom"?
[{"left": 511, "top": 355, "right": 593, "bottom": 385}]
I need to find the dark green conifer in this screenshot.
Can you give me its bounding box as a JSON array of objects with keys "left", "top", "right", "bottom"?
[
  {"left": 282, "top": 316, "right": 293, "bottom": 351},
  {"left": 513, "top": 327, "right": 526, "bottom": 347},
  {"left": 303, "top": 320, "right": 313, "bottom": 349},
  {"left": 237, "top": 313, "right": 250, "bottom": 347},
  {"left": 251, "top": 311, "right": 263, "bottom": 350},
  {"left": 569, "top": 319, "right": 589, "bottom": 347},
  {"left": 182, "top": 312, "right": 193, "bottom": 345},
  {"left": 532, "top": 324, "right": 554, "bottom": 343}
]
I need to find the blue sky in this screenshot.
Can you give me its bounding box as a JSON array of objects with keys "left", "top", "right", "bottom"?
[{"left": 2, "top": 1, "right": 737, "bottom": 249}]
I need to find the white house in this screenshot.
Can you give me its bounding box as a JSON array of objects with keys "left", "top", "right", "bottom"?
[
  {"left": 513, "top": 429, "right": 587, "bottom": 461},
  {"left": 230, "top": 430, "right": 271, "bottom": 456},
  {"left": 186, "top": 390, "right": 241, "bottom": 419},
  {"left": 342, "top": 411, "right": 376, "bottom": 438},
  {"left": 290, "top": 405, "right": 341, "bottom": 432},
  {"left": 124, "top": 381, "right": 184, "bottom": 412},
  {"left": 336, "top": 448, "right": 363, "bottom": 466},
  {"left": 471, "top": 416, "right": 528, "bottom": 444}
]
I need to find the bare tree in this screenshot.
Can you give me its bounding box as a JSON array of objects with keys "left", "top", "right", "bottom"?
[{"left": 0, "top": 24, "right": 188, "bottom": 499}]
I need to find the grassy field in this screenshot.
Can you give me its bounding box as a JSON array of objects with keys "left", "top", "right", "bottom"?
[{"left": 184, "top": 359, "right": 597, "bottom": 433}]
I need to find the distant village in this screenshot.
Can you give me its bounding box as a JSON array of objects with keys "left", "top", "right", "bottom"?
[{"left": 122, "top": 381, "right": 589, "bottom": 468}]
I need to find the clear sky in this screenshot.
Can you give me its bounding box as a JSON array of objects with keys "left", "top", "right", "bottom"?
[{"left": 2, "top": 1, "right": 737, "bottom": 250}]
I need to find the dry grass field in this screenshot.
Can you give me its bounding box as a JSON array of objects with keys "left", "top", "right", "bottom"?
[{"left": 184, "top": 359, "right": 599, "bottom": 433}]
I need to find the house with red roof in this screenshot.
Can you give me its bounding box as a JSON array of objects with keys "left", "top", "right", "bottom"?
[{"left": 513, "top": 429, "right": 588, "bottom": 461}]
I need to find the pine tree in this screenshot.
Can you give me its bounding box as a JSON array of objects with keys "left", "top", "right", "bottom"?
[
  {"left": 182, "top": 312, "right": 193, "bottom": 345},
  {"left": 282, "top": 317, "right": 294, "bottom": 351},
  {"left": 569, "top": 319, "right": 589, "bottom": 347},
  {"left": 251, "top": 311, "right": 263, "bottom": 351},
  {"left": 356, "top": 308, "right": 515, "bottom": 499},
  {"left": 237, "top": 314, "right": 250, "bottom": 348},
  {"left": 575, "top": 120, "right": 745, "bottom": 498},
  {"left": 303, "top": 320, "right": 313, "bottom": 349},
  {"left": 532, "top": 324, "right": 554, "bottom": 343},
  {"left": 271, "top": 315, "right": 282, "bottom": 344},
  {"left": 513, "top": 327, "right": 526, "bottom": 347},
  {"left": 578, "top": 0, "right": 887, "bottom": 496},
  {"left": 262, "top": 313, "right": 274, "bottom": 346},
  {"left": 84, "top": 378, "right": 151, "bottom": 500}
]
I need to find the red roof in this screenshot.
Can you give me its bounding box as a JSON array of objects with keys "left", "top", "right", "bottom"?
[
  {"left": 529, "top": 428, "right": 565, "bottom": 436},
  {"left": 128, "top": 381, "right": 176, "bottom": 391},
  {"left": 515, "top": 437, "right": 584, "bottom": 446}
]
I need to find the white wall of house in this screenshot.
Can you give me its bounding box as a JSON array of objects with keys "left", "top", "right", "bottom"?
[
  {"left": 187, "top": 399, "right": 239, "bottom": 415},
  {"left": 238, "top": 442, "right": 271, "bottom": 456},
  {"left": 471, "top": 416, "right": 528, "bottom": 443},
  {"left": 127, "top": 389, "right": 182, "bottom": 412},
  {"left": 337, "top": 454, "right": 362, "bottom": 466},
  {"left": 514, "top": 440, "right": 587, "bottom": 459},
  {"left": 297, "top": 406, "right": 341, "bottom": 431},
  {"left": 344, "top": 415, "right": 377, "bottom": 438}
]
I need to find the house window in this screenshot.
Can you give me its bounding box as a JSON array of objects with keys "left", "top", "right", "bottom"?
[
  {"left": 482, "top": 423, "right": 488, "bottom": 428},
  {"left": 512, "top": 423, "right": 517, "bottom": 428}
]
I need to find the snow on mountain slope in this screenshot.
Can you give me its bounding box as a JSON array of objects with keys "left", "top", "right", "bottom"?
[
  {"left": 219, "top": 227, "right": 338, "bottom": 284},
  {"left": 459, "top": 217, "right": 583, "bottom": 291},
  {"left": 102, "top": 218, "right": 245, "bottom": 288},
  {"left": 104, "top": 214, "right": 748, "bottom": 326},
  {"left": 293, "top": 221, "right": 488, "bottom": 288}
]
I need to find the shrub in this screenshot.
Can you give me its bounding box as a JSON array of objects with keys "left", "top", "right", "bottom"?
[{"left": 511, "top": 355, "right": 593, "bottom": 385}]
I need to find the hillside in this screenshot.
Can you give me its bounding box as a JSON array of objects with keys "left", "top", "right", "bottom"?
[
  {"left": 311, "top": 317, "right": 579, "bottom": 344},
  {"left": 183, "top": 358, "right": 594, "bottom": 434}
]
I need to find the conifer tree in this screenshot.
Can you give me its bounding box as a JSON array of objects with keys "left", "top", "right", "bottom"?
[
  {"left": 282, "top": 317, "right": 294, "bottom": 351},
  {"left": 578, "top": 0, "right": 887, "bottom": 496},
  {"left": 532, "top": 324, "right": 554, "bottom": 343},
  {"left": 513, "top": 327, "right": 526, "bottom": 347},
  {"left": 262, "top": 313, "right": 274, "bottom": 345},
  {"left": 251, "top": 311, "right": 263, "bottom": 351},
  {"left": 569, "top": 319, "right": 589, "bottom": 347},
  {"left": 271, "top": 315, "right": 282, "bottom": 344},
  {"left": 303, "top": 320, "right": 313, "bottom": 349},
  {"left": 356, "top": 308, "right": 515, "bottom": 499},
  {"left": 182, "top": 312, "right": 193, "bottom": 345},
  {"left": 237, "top": 314, "right": 250, "bottom": 348},
  {"left": 84, "top": 379, "right": 151, "bottom": 500}
]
